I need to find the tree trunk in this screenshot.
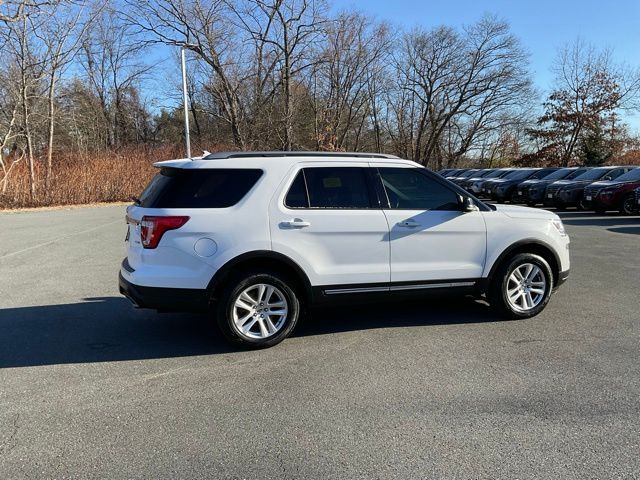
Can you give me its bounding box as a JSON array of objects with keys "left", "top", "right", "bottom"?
[
  {"left": 46, "top": 75, "right": 56, "bottom": 196},
  {"left": 21, "top": 74, "right": 36, "bottom": 201}
]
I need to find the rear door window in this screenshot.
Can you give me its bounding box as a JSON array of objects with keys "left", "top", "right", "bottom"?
[
  {"left": 139, "top": 168, "right": 263, "bottom": 208},
  {"left": 285, "top": 167, "right": 372, "bottom": 209}
]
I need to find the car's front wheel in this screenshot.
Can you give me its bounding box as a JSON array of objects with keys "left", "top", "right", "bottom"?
[
  {"left": 489, "top": 253, "right": 554, "bottom": 319},
  {"left": 216, "top": 272, "right": 300, "bottom": 348}
]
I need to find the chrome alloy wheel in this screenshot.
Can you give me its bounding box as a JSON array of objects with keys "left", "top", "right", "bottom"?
[
  {"left": 505, "top": 263, "right": 547, "bottom": 313},
  {"left": 232, "top": 284, "right": 288, "bottom": 339}
]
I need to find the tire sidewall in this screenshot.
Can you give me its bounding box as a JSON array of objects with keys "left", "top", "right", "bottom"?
[
  {"left": 217, "top": 272, "right": 300, "bottom": 348},
  {"left": 494, "top": 253, "right": 554, "bottom": 319},
  {"left": 621, "top": 194, "right": 634, "bottom": 215}
]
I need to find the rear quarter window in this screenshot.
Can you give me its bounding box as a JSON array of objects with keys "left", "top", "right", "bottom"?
[{"left": 139, "top": 168, "right": 263, "bottom": 208}]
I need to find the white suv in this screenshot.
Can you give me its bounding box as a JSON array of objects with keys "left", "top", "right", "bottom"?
[{"left": 120, "top": 152, "right": 570, "bottom": 348}]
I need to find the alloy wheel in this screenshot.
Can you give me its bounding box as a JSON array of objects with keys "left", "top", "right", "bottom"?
[
  {"left": 232, "top": 283, "right": 289, "bottom": 339},
  {"left": 505, "top": 263, "right": 547, "bottom": 313}
]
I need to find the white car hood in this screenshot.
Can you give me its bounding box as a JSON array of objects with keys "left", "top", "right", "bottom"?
[{"left": 493, "top": 204, "right": 557, "bottom": 220}]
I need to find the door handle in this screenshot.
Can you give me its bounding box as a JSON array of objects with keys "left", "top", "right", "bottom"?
[
  {"left": 397, "top": 220, "right": 419, "bottom": 228},
  {"left": 281, "top": 218, "right": 311, "bottom": 228}
]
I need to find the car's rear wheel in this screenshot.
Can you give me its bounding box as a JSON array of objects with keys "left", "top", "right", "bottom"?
[
  {"left": 489, "top": 253, "right": 553, "bottom": 319},
  {"left": 216, "top": 272, "right": 300, "bottom": 348},
  {"left": 620, "top": 194, "right": 635, "bottom": 215}
]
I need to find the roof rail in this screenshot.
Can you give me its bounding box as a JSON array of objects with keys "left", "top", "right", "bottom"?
[{"left": 203, "top": 151, "right": 400, "bottom": 160}]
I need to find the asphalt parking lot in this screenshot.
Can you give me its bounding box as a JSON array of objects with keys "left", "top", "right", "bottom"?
[{"left": 1, "top": 205, "right": 639, "bottom": 479}]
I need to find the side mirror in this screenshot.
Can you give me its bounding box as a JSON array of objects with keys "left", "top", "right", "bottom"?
[{"left": 459, "top": 195, "right": 479, "bottom": 212}]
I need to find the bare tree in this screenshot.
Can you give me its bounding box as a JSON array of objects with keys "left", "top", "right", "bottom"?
[
  {"left": 527, "top": 39, "right": 640, "bottom": 166},
  {"left": 237, "top": 0, "right": 326, "bottom": 149},
  {"left": 124, "top": 0, "right": 250, "bottom": 148},
  {"left": 307, "top": 11, "right": 390, "bottom": 151},
  {"left": 1, "top": 15, "right": 48, "bottom": 199},
  {"left": 0, "top": 64, "right": 23, "bottom": 194},
  {"left": 0, "top": 0, "right": 57, "bottom": 23},
  {"left": 38, "top": 1, "right": 92, "bottom": 193},
  {"left": 390, "top": 16, "right": 532, "bottom": 169},
  {"left": 79, "top": 7, "right": 152, "bottom": 149}
]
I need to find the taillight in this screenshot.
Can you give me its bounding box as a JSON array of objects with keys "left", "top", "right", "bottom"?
[{"left": 140, "top": 216, "right": 190, "bottom": 249}]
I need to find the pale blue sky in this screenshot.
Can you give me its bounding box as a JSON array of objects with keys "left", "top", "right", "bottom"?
[{"left": 332, "top": 0, "right": 640, "bottom": 130}]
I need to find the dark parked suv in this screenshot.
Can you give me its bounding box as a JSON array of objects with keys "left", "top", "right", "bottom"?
[
  {"left": 544, "top": 166, "right": 634, "bottom": 210},
  {"left": 494, "top": 167, "right": 561, "bottom": 203},
  {"left": 584, "top": 167, "right": 640, "bottom": 214},
  {"left": 489, "top": 168, "right": 540, "bottom": 202},
  {"left": 513, "top": 167, "right": 588, "bottom": 206},
  {"left": 457, "top": 168, "right": 497, "bottom": 192}
]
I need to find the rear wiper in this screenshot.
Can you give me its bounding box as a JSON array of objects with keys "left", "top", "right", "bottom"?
[{"left": 131, "top": 195, "right": 142, "bottom": 205}]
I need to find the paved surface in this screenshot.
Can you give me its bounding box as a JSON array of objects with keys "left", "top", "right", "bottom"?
[{"left": 0, "top": 206, "right": 639, "bottom": 479}]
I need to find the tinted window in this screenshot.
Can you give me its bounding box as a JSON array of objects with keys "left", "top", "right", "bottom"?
[
  {"left": 605, "top": 168, "right": 628, "bottom": 180},
  {"left": 614, "top": 168, "right": 640, "bottom": 181},
  {"left": 139, "top": 168, "right": 262, "bottom": 208},
  {"left": 301, "top": 167, "right": 371, "bottom": 209},
  {"left": 379, "top": 168, "right": 459, "bottom": 210},
  {"left": 284, "top": 171, "right": 308, "bottom": 208},
  {"left": 574, "top": 168, "right": 613, "bottom": 181}
]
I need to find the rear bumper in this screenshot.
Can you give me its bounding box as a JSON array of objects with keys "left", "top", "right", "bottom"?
[{"left": 118, "top": 270, "right": 209, "bottom": 312}]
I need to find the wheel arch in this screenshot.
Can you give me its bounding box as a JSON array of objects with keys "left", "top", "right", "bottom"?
[
  {"left": 484, "top": 239, "right": 561, "bottom": 290},
  {"left": 207, "top": 251, "right": 313, "bottom": 303}
]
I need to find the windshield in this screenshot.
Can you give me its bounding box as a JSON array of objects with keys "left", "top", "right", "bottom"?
[
  {"left": 574, "top": 168, "right": 611, "bottom": 181},
  {"left": 543, "top": 168, "right": 574, "bottom": 180},
  {"left": 459, "top": 169, "right": 479, "bottom": 178},
  {"left": 613, "top": 168, "right": 640, "bottom": 182},
  {"left": 484, "top": 169, "right": 507, "bottom": 178},
  {"left": 530, "top": 169, "right": 558, "bottom": 179},
  {"left": 476, "top": 170, "right": 495, "bottom": 178},
  {"left": 565, "top": 168, "right": 590, "bottom": 179},
  {"left": 504, "top": 169, "right": 536, "bottom": 180}
]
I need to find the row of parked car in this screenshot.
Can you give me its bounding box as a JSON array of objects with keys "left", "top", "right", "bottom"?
[{"left": 439, "top": 165, "right": 640, "bottom": 215}]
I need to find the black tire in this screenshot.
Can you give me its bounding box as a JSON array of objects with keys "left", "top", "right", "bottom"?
[
  {"left": 527, "top": 202, "right": 536, "bottom": 207},
  {"left": 488, "top": 253, "right": 554, "bottom": 319},
  {"left": 215, "top": 271, "right": 300, "bottom": 349},
  {"left": 594, "top": 207, "right": 606, "bottom": 214},
  {"left": 510, "top": 191, "right": 520, "bottom": 204},
  {"left": 620, "top": 194, "right": 635, "bottom": 215}
]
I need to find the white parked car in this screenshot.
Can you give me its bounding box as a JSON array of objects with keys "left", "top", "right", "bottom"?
[{"left": 120, "top": 152, "right": 570, "bottom": 348}]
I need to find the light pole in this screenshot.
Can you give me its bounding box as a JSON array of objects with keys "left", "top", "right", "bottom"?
[{"left": 180, "top": 46, "right": 191, "bottom": 159}]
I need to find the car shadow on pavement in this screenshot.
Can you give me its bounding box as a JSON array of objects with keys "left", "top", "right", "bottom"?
[
  {"left": 0, "top": 297, "right": 234, "bottom": 368},
  {"left": 0, "top": 296, "right": 495, "bottom": 368},
  {"left": 608, "top": 226, "right": 640, "bottom": 235},
  {"left": 296, "top": 296, "right": 493, "bottom": 338}
]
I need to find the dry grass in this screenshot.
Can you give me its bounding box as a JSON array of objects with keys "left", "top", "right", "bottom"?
[{"left": 0, "top": 146, "right": 184, "bottom": 209}]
